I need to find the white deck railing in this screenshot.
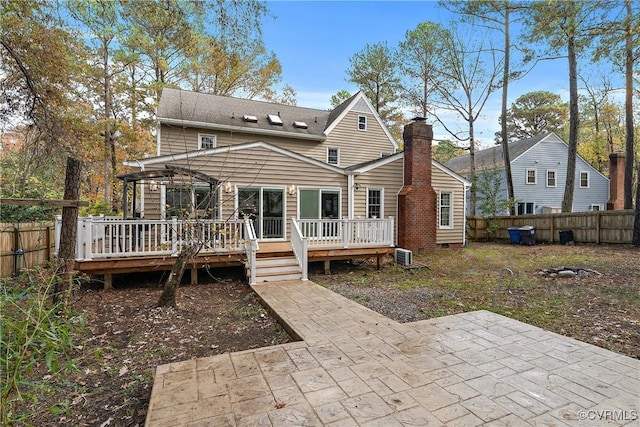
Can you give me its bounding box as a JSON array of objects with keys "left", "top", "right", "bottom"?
[
  {"left": 290, "top": 219, "right": 308, "bottom": 281},
  {"left": 294, "top": 217, "right": 395, "bottom": 248},
  {"left": 244, "top": 218, "right": 259, "bottom": 285},
  {"left": 56, "top": 216, "right": 394, "bottom": 262},
  {"left": 56, "top": 216, "right": 246, "bottom": 260}
]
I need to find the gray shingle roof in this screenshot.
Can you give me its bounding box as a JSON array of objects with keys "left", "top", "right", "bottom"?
[
  {"left": 157, "top": 88, "right": 333, "bottom": 139},
  {"left": 445, "top": 132, "right": 552, "bottom": 174}
]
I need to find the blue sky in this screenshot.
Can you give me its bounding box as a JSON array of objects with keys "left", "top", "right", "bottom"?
[{"left": 261, "top": 1, "right": 616, "bottom": 147}]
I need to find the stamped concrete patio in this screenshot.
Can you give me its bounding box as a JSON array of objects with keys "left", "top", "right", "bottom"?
[{"left": 145, "top": 280, "right": 639, "bottom": 426}]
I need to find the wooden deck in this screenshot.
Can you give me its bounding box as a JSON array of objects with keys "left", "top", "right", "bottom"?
[{"left": 74, "top": 242, "right": 394, "bottom": 288}]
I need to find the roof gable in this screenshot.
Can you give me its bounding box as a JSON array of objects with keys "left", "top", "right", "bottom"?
[
  {"left": 445, "top": 132, "right": 557, "bottom": 174},
  {"left": 324, "top": 91, "right": 398, "bottom": 150},
  {"left": 445, "top": 132, "right": 607, "bottom": 181},
  {"left": 347, "top": 152, "right": 471, "bottom": 187},
  {"left": 125, "top": 140, "right": 346, "bottom": 175}
]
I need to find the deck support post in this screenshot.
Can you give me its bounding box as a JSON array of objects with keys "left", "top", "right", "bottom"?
[
  {"left": 324, "top": 260, "right": 331, "bottom": 275},
  {"left": 377, "top": 256, "right": 381, "bottom": 271},
  {"left": 191, "top": 267, "right": 198, "bottom": 285},
  {"left": 103, "top": 272, "right": 113, "bottom": 290}
]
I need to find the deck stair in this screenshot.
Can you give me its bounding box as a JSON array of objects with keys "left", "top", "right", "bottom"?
[{"left": 249, "top": 255, "right": 302, "bottom": 283}]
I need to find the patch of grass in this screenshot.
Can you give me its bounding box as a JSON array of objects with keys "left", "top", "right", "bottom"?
[
  {"left": 317, "top": 242, "right": 639, "bottom": 357},
  {"left": 353, "top": 294, "right": 371, "bottom": 302}
]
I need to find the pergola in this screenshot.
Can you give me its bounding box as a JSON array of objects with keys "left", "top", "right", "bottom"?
[{"left": 117, "top": 165, "right": 218, "bottom": 219}]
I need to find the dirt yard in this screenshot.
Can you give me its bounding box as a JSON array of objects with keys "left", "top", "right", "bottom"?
[
  {"left": 8, "top": 242, "right": 639, "bottom": 426},
  {"left": 9, "top": 267, "right": 291, "bottom": 426}
]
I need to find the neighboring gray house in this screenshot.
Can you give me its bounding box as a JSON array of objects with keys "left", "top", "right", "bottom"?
[{"left": 446, "top": 132, "right": 609, "bottom": 215}]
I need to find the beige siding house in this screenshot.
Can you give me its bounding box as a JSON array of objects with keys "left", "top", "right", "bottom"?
[{"left": 124, "top": 88, "right": 470, "bottom": 248}]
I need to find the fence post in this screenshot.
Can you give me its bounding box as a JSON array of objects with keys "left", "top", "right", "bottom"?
[
  {"left": 46, "top": 225, "right": 51, "bottom": 262},
  {"left": 596, "top": 211, "right": 601, "bottom": 244},
  {"left": 13, "top": 226, "right": 20, "bottom": 273}
]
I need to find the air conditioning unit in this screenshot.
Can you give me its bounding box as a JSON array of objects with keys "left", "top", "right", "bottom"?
[{"left": 394, "top": 248, "right": 413, "bottom": 266}]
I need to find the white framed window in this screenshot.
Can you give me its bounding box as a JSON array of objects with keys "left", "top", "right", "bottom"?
[
  {"left": 367, "top": 188, "right": 383, "bottom": 218},
  {"left": 546, "top": 170, "right": 556, "bottom": 187},
  {"left": 517, "top": 202, "right": 535, "bottom": 215},
  {"left": 358, "top": 115, "right": 367, "bottom": 131},
  {"left": 591, "top": 204, "right": 602, "bottom": 211},
  {"left": 580, "top": 171, "right": 590, "bottom": 188},
  {"left": 198, "top": 134, "right": 217, "bottom": 150},
  {"left": 526, "top": 168, "right": 537, "bottom": 184},
  {"left": 165, "top": 185, "right": 220, "bottom": 219},
  {"left": 327, "top": 147, "right": 339, "bottom": 165},
  {"left": 439, "top": 191, "right": 453, "bottom": 228}
]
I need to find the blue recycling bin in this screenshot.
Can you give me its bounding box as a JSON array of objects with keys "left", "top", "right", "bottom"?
[{"left": 507, "top": 227, "right": 521, "bottom": 244}]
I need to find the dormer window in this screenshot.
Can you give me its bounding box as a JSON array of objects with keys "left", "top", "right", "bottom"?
[
  {"left": 267, "top": 114, "right": 283, "bottom": 125},
  {"left": 358, "top": 115, "right": 367, "bottom": 131},
  {"left": 199, "top": 134, "right": 216, "bottom": 150},
  {"left": 243, "top": 114, "right": 258, "bottom": 123}
]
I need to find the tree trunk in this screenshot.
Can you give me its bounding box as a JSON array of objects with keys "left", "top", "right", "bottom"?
[
  {"left": 624, "top": 0, "right": 634, "bottom": 210},
  {"left": 562, "top": 34, "right": 578, "bottom": 213},
  {"left": 502, "top": 5, "right": 515, "bottom": 215},
  {"left": 157, "top": 244, "right": 197, "bottom": 307},
  {"left": 55, "top": 156, "right": 82, "bottom": 305}
]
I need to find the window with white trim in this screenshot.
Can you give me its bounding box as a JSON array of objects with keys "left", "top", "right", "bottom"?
[
  {"left": 358, "top": 115, "right": 367, "bottom": 131},
  {"left": 591, "top": 204, "right": 602, "bottom": 211},
  {"left": 526, "top": 168, "right": 537, "bottom": 184},
  {"left": 198, "top": 134, "right": 217, "bottom": 149},
  {"left": 517, "top": 202, "right": 535, "bottom": 215},
  {"left": 439, "top": 192, "right": 453, "bottom": 228},
  {"left": 165, "top": 185, "right": 220, "bottom": 219},
  {"left": 327, "top": 147, "right": 339, "bottom": 165},
  {"left": 367, "top": 189, "right": 382, "bottom": 218},
  {"left": 580, "top": 171, "right": 590, "bottom": 188},
  {"left": 546, "top": 170, "right": 556, "bottom": 187}
]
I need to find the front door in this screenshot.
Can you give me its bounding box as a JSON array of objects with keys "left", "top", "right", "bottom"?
[{"left": 238, "top": 187, "right": 284, "bottom": 239}]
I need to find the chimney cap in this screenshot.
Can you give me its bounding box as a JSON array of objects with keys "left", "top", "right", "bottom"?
[{"left": 411, "top": 117, "right": 427, "bottom": 122}]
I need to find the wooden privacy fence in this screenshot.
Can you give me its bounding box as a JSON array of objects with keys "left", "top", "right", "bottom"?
[
  {"left": 0, "top": 222, "right": 55, "bottom": 277},
  {"left": 467, "top": 210, "right": 635, "bottom": 244}
]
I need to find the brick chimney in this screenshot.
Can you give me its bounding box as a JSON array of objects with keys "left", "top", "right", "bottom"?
[
  {"left": 607, "top": 151, "right": 625, "bottom": 210},
  {"left": 397, "top": 120, "right": 437, "bottom": 253}
]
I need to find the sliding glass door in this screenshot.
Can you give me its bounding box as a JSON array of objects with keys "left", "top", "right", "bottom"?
[
  {"left": 299, "top": 189, "right": 340, "bottom": 237},
  {"left": 238, "top": 187, "right": 284, "bottom": 239}
]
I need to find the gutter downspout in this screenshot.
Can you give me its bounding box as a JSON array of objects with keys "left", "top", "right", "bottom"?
[{"left": 347, "top": 173, "right": 355, "bottom": 219}]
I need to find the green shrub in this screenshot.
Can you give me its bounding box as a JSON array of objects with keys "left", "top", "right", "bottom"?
[{"left": 0, "top": 268, "right": 84, "bottom": 425}]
